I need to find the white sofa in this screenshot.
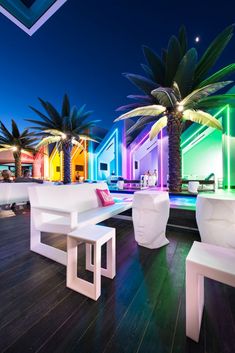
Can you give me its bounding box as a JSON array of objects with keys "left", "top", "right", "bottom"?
[
  {"left": 196, "top": 193, "right": 235, "bottom": 248},
  {"left": 0, "top": 182, "right": 48, "bottom": 206},
  {"left": 28, "top": 182, "right": 133, "bottom": 264}
]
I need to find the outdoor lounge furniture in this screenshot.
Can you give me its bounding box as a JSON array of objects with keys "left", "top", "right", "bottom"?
[
  {"left": 0, "top": 182, "right": 46, "bottom": 206},
  {"left": 196, "top": 193, "right": 235, "bottom": 248},
  {"left": 132, "top": 191, "right": 170, "bottom": 249},
  {"left": 28, "top": 182, "right": 133, "bottom": 265},
  {"left": 186, "top": 241, "right": 235, "bottom": 342},
  {"left": 67, "top": 224, "right": 115, "bottom": 300}
]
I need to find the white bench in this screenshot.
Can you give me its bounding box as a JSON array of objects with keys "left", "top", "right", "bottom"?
[
  {"left": 0, "top": 182, "right": 48, "bottom": 206},
  {"left": 186, "top": 241, "right": 235, "bottom": 342},
  {"left": 67, "top": 224, "right": 115, "bottom": 300},
  {"left": 28, "top": 182, "right": 133, "bottom": 265}
]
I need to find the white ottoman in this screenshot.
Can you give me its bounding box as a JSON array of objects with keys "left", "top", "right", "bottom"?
[
  {"left": 67, "top": 224, "right": 116, "bottom": 300},
  {"left": 186, "top": 241, "right": 235, "bottom": 342},
  {"left": 196, "top": 193, "right": 235, "bottom": 248},
  {"left": 132, "top": 191, "right": 170, "bottom": 249}
]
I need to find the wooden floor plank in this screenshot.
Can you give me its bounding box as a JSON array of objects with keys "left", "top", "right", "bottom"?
[{"left": 0, "top": 211, "right": 234, "bottom": 353}]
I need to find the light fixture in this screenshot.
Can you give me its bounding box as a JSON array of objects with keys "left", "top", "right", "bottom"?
[
  {"left": 177, "top": 105, "right": 184, "bottom": 112},
  {"left": 195, "top": 36, "right": 200, "bottom": 43}
]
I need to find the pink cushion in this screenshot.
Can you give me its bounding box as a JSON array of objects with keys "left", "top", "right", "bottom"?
[{"left": 96, "top": 189, "right": 115, "bottom": 207}]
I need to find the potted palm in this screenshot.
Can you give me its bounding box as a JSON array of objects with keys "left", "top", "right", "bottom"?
[
  {"left": 0, "top": 120, "right": 38, "bottom": 177},
  {"left": 115, "top": 25, "right": 235, "bottom": 192},
  {"left": 26, "top": 94, "right": 100, "bottom": 184}
]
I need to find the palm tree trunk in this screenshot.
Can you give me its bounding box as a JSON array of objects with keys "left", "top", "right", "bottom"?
[
  {"left": 13, "top": 151, "right": 22, "bottom": 178},
  {"left": 62, "top": 141, "right": 72, "bottom": 184},
  {"left": 167, "top": 114, "right": 183, "bottom": 192}
]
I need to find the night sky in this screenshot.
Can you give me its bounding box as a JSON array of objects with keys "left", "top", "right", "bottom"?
[{"left": 0, "top": 0, "right": 235, "bottom": 131}]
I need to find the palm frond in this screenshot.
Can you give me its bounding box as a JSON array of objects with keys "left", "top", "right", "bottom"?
[
  {"left": 197, "top": 63, "right": 235, "bottom": 88},
  {"left": 62, "top": 94, "right": 70, "bottom": 117},
  {"left": 178, "top": 25, "right": 187, "bottom": 54},
  {"left": 78, "top": 134, "right": 99, "bottom": 143},
  {"left": 174, "top": 48, "right": 198, "bottom": 98},
  {"left": 11, "top": 119, "right": 20, "bottom": 138},
  {"left": 29, "top": 105, "right": 54, "bottom": 126},
  {"left": 114, "top": 105, "right": 166, "bottom": 122},
  {"left": 182, "top": 109, "right": 222, "bottom": 130},
  {"left": 39, "top": 99, "right": 62, "bottom": 126},
  {"left": 36, "top": 136, "right": 61, "bottom": 148},
  {"left": 180, "top": 81, "right": 232, "bottom": 108},
  {"left": 44, "top": 129, "right": 65, "bottom": 136},
  {"left": 194, "top": 24, "right": 234, "bottom": 84},
  {"left": 151, "top": 87, "right": 177, "bottom": 108},
  {"left": 72, "top": 139, "right": 84, "bottom": 149},
  {"left": 149, "top": 116, "right": 168, "bottom": 140},
  {"left": 172, "top": 82, "right": 182, "bottom": 101},
  {"left": 116, "top": 102, "right": 150, "bottom": 112},
  {"left": 165, "top": 35, "right": 182, "bottom": 86},
  {"left": 123, "top": 73, "right": 158, "bottom": 95},
  {"left": 194, "top": 94, "right": 235, "bottom": 109},
  {"left": 142, "top": 46, "right": 165, "bottom": 84},
  {"left": 0, "top": 121, "right": 13, "bottom": 141},
  {"left": 141, "top": 63, "right": 155, "bottom": 80},
  {"left": 127, "top": 115, "right": 157, "bottom": 136}
]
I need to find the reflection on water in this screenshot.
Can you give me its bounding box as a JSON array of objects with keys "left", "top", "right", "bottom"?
[{"left": 170, "top": 196, "right": 196, "bottom": 210}]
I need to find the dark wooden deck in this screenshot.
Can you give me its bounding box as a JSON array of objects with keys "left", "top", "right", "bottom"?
[{"left": 0, "top": 209, "right": 235, "bottom": 353}]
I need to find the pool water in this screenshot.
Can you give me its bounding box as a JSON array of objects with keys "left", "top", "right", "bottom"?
[{"left": 169, "top": 195, "right": 196, "bottom": 210}]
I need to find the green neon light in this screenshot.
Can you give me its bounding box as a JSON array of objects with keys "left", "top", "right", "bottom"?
[
  {"left": 180, "top": 106, "right": 227, "bottom": 148},
  {"left": 227, "top": 105, "right": 231, "bottom": 190}
]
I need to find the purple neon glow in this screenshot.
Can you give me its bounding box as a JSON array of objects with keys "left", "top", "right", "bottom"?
[
  {"left": 128, "top": 131, "right": 164, "bottom": 185},
  {"left": 129, "top": 132, "right": 149, "bottom": 179},
  {"left": 160, "top": 129, "right": 164, "bottom": 190}
]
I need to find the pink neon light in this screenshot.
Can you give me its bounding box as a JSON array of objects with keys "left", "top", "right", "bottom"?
[
  {"left": 129, "top": 130, "right": 164, "bottom": 185},
  {"left": 160, "top": 130, "right": 164, "bottom": 190},
  {"left": 129, "top": 132, "right": 149, "bottom": 179}
]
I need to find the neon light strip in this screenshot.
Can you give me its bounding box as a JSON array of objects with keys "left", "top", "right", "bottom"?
[
  {"left": 129, "top": 132, "right": 149, "bottom": 179},
  {"left": 160, "top": 130, "right": 164, "bottom": 189},
  {"left": 84, "top": 140, "right": 87, "bottom": 179},
  {"left": 180, "top": 106, "right": 227, "bottom": 148},
  {"left": 95, "top": 129, "right": 119, "bottom": 180},
  {"left": 0, "top": 0, "right": 67, "bottom": 36},
  {"left": 227, "top": 105, "right": 231, "bottom": 190}
]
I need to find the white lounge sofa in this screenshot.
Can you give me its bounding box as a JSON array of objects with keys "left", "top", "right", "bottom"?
[
  {"left": 28, "top": 182, "right": 133, "bottom": 264},
  {"left": 0, "top": 182, "right": 48, "bottom": 206}
]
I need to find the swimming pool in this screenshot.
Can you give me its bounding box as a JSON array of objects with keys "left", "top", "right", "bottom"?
[
  {"left": 169, "top": 195, "right": 196, "bottom": 210},
  {"left": 110, "top": 188, "right": 197, "bottom": 210}
]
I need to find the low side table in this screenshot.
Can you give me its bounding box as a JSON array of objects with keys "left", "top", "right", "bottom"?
[{"left": 67, "top": 224, "right": 116, "bottom": 300}]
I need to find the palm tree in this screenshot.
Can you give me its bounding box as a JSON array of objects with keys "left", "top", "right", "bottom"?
[
  {"left": 0, "top": 119, "right": 38, "bottom": 177},
  {"left": 26, "top": 94, "right": 100, "bottom": 184},
  {"left": 115, "top": 25, "right": 235, "bottom": 191}
]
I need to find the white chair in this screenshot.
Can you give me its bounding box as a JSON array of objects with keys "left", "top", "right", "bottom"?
[
  {"left": 132, "top": 191, "right": 170, "bottom": 249},
  {"left": 196, "top": 194, "right": 235, "bottom": 248},
  {"left": 186, "top": 241, "right": 235, "bottom": 342},
  {"left": 67, "top": 224, "right": 115, "bottom": 300}
]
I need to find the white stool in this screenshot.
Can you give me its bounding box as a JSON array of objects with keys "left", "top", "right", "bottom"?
[
  {"left": 186, "top": 241, "right": 235, "bottom": 342},
  {"left": 133, "top": 191, "right": 170, "bottom": 249},
  {"left": 67, "top": 224, "right": 116, "bottom": 300}
]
